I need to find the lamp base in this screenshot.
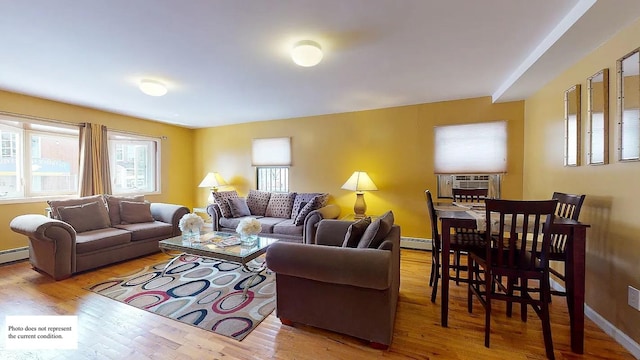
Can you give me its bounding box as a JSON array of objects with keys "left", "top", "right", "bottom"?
[{"left": 353, "top": 192, "right": 367, "bottom": 219}]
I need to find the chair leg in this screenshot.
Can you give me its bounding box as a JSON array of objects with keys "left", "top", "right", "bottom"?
[
  {"left": 455, "top": 250, "right": 461, "bottom": 285},
  {"left": 429, "top": 259, "right": 435, "bottom": 287},
  {"left": 484, "top": 275, "right": 492, "bottom": 348},
  {"left": 541, "top": 287, "right": 555, "bottom": 360},
  {"left": 431, "top": 263, "right": 439, "bottom": 303},
  {"left": 467, "top": 255, "right": 474, "bottom": 313},
  {"left": 521, "top": 277, "right": 528, "bottom": 322}
]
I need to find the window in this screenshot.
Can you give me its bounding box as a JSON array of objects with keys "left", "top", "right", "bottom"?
[
  {"left": 257, "top": 167, "right": 289, "bottom": 192},
  {"left": 434, "top": 121, "right": 507, "bottom": 198},
  {"left": 108, "top": 132, "right": 160, "bottom": 194},
  {"left": 252, "top": 137, "right": 291, "bottom": 192},
  {"left": 0, "top": 115, "right": 80, "bottom": 200}
]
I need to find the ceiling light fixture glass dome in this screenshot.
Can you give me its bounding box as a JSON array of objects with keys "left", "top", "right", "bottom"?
[
  {"left": 139, "top": 79, "right": 168, "bottom": 96},
  {"left": 291, "top": 40, "right": 323, "bottom": 67}
]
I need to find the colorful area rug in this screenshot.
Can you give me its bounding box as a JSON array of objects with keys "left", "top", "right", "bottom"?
[{"left": 86, "top": 255, "right": 275, "bottom": 340}]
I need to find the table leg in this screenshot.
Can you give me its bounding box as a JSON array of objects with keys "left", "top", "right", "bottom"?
[
  {"left": 567, "top": 225, "right": 586, "bottom": 354},
  {"left": 160, "top": 252, "right": 185, "bottom": 276},
  {"left": 441, "top": 219, "right": 451, "bottom": 327},
  {"left": 241, "top": 259, "right": 267, "bottom": 299}
]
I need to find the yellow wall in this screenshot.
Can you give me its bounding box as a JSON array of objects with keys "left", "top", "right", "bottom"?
[
  {"left": 194, "top": 96, "right": 524, "bottom": 239},
  {"left": 523, "top": 18, "right": 640, "bottom": 343},
  {"left": 0, "top": 90, "right": 195, "bottom": 252}
]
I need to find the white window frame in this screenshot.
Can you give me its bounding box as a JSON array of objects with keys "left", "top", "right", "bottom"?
[
  {"left": 257, "top": 167, "right": 289, "bottom": 192},
  {"left": 108, "top": 131, "right": 161, "bottom": 195},
  {"left": 0, "top": 113, "right": 80, "bottom": 201}
]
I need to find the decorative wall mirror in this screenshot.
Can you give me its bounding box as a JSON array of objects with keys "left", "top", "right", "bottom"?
[
  {"left": 617, "top": 48, "right": 640, "bottom": 161},
  {"left": 564, "top": 84, "right": 581, "bottom": 166},
  {"left": 587, "top": 69, "right": 609, "bottom": 165}
]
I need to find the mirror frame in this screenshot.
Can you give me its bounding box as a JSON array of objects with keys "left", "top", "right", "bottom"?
[
  {"left": 587, "top": 68, "right": 609, "bottom": 165},
  {"left": 564, "top": 84, "right": 581, "bottom": 166},
  {"left": 617, "top": 47, "right": 640, "bottom": 162}
]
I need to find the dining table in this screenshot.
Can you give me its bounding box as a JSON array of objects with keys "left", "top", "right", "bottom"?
[{"left": 435, "top": 203, "right": 590, "bottom": 354}]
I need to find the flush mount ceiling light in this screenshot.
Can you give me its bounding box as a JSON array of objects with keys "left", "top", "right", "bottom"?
[
  {"left": 139, "top": 79, "right": 167, "bottom": 96},
  {"left": 291, "top": 40, "right": 323, "bottom": 67}
]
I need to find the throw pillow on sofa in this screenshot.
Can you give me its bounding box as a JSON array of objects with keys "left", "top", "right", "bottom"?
[
  {"left": 246, "top": 190, "right": 271, "bottom": 216},
  {"left": 227, "top": 197, "right": 251, "bottom": 217},
  {"left": 57, "top": 201, "right": 111, "bottom": 233},
  {"left": 48, "top": 194, "right": 105, "bottom": 220},
  {"left": 120, "top": 201, "right": 155, "bottom": 224},
  {"left": 104, "top": 194, "right": 145, "bottom": 225},
  {"left": 357, "top": 210, "right": 394, "bottom": 249},
  {"left": 342, "top": 216, "right": 372, "bottom": 248},
  {"left": 293, "top": 194, "right": 328, "bottom": 225},
  {"left": 265, "top": 192, "right": 296, "bottom": 218},
  {"left": 212, "top": 190, "right": 239, "bottom": 218}
]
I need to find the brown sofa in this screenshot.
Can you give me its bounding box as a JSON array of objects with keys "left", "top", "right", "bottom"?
[
  {"left": 207, "top": 190, "right": 340, "bottom": 243},
  {"left": 265, "top": 213, "right": 401, "bottom": 348},
  {"left": 9, "top": 194, "right": 189, "bottom": 280}
]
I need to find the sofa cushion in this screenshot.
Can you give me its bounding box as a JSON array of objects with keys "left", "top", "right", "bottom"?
[
  {"left": 212, "top": 190, "right": 239, "bottom": 218},
  {"left": 57, "top": 201, "right": 111, "bottom": 233},
  {"left": 342, "top": 217, "right": 372, "bottom": 248},
  {"left": 291, "top": 193, "right": 319, "bottom": 219},
  {"left": 265, "top": 192, "right": 296, "bottom": 218},
  {"left": 227, "top": 197, "right": 251, "bottom": 217},
  {"left": 293, "top": 194, "right": 328, "bottom": 225},
  {"left": 48, "top": 194, "right": 105, "bottom": 220},
  {"left": 75, "top": 228, "right": 132, "bottom": 254},
  {"left": 219, "top": 215, "right": 260, "bottom": 232},
  {"left": 246, "top": 190, "right": 271, "bottom": 216},
  {"left": 120, "top": 201, "right": 154, "bottom": 224},
  {"left": 357, "top": 211, "right": 395, "bottom": 249},
  {"left": 272, "top": 219, "right": 304, "bottom": 237},
  {"left": 114, "top": 221, "right": 173, "bottom": 241},
  {"left": 104, "top": 194, "right": 145, "bottom": 225}
]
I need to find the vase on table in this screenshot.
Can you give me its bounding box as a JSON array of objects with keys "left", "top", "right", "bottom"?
[
  {"left": 240, "top": 233, "right": 258, "bottom": 246},
  {"left": 182, "top": 228, "right": 201, "bottom": 243}
]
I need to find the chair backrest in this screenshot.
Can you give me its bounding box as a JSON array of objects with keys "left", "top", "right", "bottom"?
[
  {"left": 552, "top": 192, "right": 586, "bottom": 221},
  {"left": 424, "top": 190, "right": 440, "bottom": 250},
  {"left": 484, "top": 199, "right": 557, "bottom": 271},
  {"left": 452, "top": 188, "right": 488, "bottom": 203}
]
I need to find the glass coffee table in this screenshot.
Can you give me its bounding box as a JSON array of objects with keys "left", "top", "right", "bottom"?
[{"left": 158, "top": 231, "right": 278, "bottom": 298}]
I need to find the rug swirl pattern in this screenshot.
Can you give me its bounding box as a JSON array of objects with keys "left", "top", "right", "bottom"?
[{"left": 87, "top": 254, "right": 275, "bottom": 340}]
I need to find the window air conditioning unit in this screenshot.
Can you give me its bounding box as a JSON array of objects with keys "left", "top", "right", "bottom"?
[{"left": 452, "top": 174, "right": 490, "bottom": 190}]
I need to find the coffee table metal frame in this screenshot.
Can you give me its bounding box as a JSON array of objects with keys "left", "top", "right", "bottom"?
[{"left": 159, "top": 232, "right": 277, "bottom": 298}]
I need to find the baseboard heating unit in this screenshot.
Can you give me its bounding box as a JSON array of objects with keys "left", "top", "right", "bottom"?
[{"left": 0, "top": 247, "right": 28, "bottom": 265}]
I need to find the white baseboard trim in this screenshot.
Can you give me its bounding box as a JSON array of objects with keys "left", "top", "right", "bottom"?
[
  {"left": 549, "top": 279, "right": 640, "bottom": 359},
  {"left": 400, "top": 237, "right": 431, "bottom": 250},
  {"left": 0, "top": 247, "right": 29, "bottom": 265}
]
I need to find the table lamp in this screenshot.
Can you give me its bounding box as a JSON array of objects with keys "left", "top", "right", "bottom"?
[
  {"left": 198, "top": 172, "right": 227, "bottom": 204},
  {"left": 341, "top": 171, "right": 378, "bottom": 219}
]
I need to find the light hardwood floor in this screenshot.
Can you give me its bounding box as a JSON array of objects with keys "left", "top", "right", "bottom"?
[{"left": 0, "top": 249, "right": 634, "bottom": 360}]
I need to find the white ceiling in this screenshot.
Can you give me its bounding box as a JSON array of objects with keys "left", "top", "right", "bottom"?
[{"left": 1, "top": 0, "right": 640, "bottom": 129}]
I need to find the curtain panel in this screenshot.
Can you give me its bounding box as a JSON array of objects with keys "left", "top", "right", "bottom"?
[{"left": 79, "top": 123, "right": 112, "bottom": 196}]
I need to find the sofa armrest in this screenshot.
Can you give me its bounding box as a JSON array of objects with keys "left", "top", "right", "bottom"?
[
  {"left": 266, "top": 242, "right": 391, "bottom": 290},
  {"left": 303, "top": 204, "right": 341, "bottom": 244},
  {"left": 206, "top": 203, "right": 222, "bottom": 231},
  {"left": 10, "top": 214, "right": 77, "bottom": 280},
  {"left": 150, "top": 203, "right": 190, "bottom": 236}
]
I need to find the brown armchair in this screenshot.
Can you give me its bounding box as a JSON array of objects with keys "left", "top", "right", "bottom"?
[{"left": 265, "top": 218, "right": 400, "bottom": 349}]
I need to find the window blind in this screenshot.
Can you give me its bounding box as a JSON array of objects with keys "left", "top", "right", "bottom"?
[
  {"left": 252, "top": 137, "right": 291, "bottom": 166},
  {"left": 434, "top": 121, "right": 507, "bottom": 174}
]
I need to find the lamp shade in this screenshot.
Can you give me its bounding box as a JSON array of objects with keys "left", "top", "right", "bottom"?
[
  {"left": 198, "top": 172, "right": 227, "bottom": 188},
  {"left": 341, "top": 171, "right": 378, "bottom": 192},
  {"left": 291, "top": 40, "right": 323, "bottom": 67}
]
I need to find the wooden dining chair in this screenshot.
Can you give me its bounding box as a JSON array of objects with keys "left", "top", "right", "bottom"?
[
  {"left": 424, "top": 190, "right": 485, "bottom": 303},
  {"left": 467, "top": 199, "right": 558, "bottom": 360},
  {"left": 450, "top": 188, "right": 488, "bottom": 283},
  {"left": 547, "top": 192, "right": 586, "bottom": 297},
  {"left": 452, "top": 188, "right": 488, "bottom": 203}
]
